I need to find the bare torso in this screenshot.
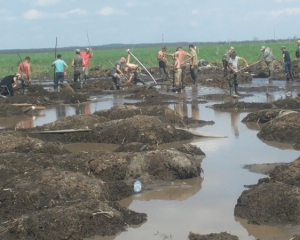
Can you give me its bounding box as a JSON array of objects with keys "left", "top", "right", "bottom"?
[{"left": 174, "top": 49, "right": 189, "bottom": 68}]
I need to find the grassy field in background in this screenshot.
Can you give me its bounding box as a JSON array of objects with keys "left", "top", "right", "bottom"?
[{"left": 0, "top": 40, "right": 298, "bottom": 79}]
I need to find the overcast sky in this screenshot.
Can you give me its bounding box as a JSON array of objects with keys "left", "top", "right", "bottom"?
[{"left": 0, "top": 0, "right": 299, "bottom": 49}]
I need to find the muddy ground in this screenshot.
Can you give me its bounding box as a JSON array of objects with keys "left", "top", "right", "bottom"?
[
  {"left": 235, "top": 157, "right": 300, "bottom": 227},
  {"left": 188, "top": 232, "right": 239, "bottom": 240},
  {"left": 1, "top": 62, "right": 300, "bottom": 239}
]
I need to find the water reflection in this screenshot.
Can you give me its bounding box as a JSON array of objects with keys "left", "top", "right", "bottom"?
[{"left": 230, "top": 111, "right": 240, "bottom": 137}]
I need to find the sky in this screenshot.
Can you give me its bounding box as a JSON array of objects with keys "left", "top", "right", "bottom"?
[{"left": 0, "top": 0, "right": 299, "bottom": 50}]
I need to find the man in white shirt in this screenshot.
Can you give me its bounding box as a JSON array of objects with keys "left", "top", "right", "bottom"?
[{"left": 228, "top": 51, "right": 248, "bottom": 95}]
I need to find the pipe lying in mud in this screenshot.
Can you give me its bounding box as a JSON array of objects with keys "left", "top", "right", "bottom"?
[{"left": 176, "top": 127, "right": 227, "bottom": 138}]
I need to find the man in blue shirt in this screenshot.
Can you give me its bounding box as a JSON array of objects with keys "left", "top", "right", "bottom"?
[{"left": 51, "top": 54, "right": 68, "bottom": 90}]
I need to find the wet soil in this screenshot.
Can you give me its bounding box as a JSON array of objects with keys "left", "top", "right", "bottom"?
[
  {"left": 0, "top": 104, "right": 24, "bottom": 117},
  {"left": 188, "top": 232, "right": 239, "bottom": 240},
  {"left": 243, "top": 163, "right": 286, "bottom": 175},
  {"left": 94, "top": 105, "right": 214, "bottom": 127},
  {"left": 235, "top": 157, "right": 300, "bottom": 226},
  {"left": 2, "top": 85, "right": 88, "bottom": 106}
]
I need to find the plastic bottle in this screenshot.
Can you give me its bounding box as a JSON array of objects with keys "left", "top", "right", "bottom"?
[{"left": 134, "top": 180, "right": 142, "bottom": 193}]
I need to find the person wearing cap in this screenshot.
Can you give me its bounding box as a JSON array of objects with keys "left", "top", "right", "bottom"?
[
  {"left": 110, "top": 57, "right": 126, "bottom": 90},
  {"left": 189, "top": 44, "right": 198, "bottom": 85},
  {"left": 281, "top": 46, "right": 294, "bottom": 81},
  {"left": 173, "top": 47, "right": 192, "bottom": 93},
  {"left": 260, "top": 46, "right": 275, "bottom": 80},
  {"left": 71, "top": 49, "right": 85, "bottom": 87},
  {"left": 80, "top": 48, "right": 93, "bottom": 83},
  {"left": 18, "top": 56, "right": 31, "bottom": 86},
  {"left": 222, "top": 47, "right": 234, "bottom": 77},
  {"left": 124, "top": 50, "right": 146, "bottom": 85},
  {"left": 51, "top": 54, "right": 68, "bottom": 90},
  {"left": 0, "top": 73, "right": 21, "bottom": 96},
  {"left": 157, "top": 46, "right": 172, "bottom": 81},
  {"left": 228, "top": 51, "right": 248, "bottom": 95}
]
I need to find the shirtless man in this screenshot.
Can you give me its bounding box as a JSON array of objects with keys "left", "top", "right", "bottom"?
[
  {"left": 157, "top": 46, "right": 173, "bottom": 81},
  {"left": 124, "top": 50, "right": 146, "bottom": 85},
  {"left": 18, "top": 56, "right": 31, "bottom": 86},
  {"left": 173, "top": 47, "right": 192, "bottom": 93}
]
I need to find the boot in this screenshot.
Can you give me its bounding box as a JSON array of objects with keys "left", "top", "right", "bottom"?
[{"left": 234, "top": 84, "right": 239, "bottom": 95}]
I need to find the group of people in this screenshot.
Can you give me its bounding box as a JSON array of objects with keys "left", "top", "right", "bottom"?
[
  {"left": 111, "top": 44, "right": 198, "bottom": 93},
  {"left": 2, "top": 40, "right": 300, "bottom": 97},
  {"left": 51, "top": 48, "right": 93, "bottom": 90},
  {"left": 221, "top": 40, "right": 300, "bottom": 95}
]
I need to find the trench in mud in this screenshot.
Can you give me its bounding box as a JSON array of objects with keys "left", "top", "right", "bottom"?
[{"left": 1, "top": 78, "right": 300, "bottom": 239}]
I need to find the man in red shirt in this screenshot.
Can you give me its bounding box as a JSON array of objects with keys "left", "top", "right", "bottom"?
[
  {"left": 80, "top": 48, "right": 93, "bottom": 83},
  {"left": 18, "top": 56, "right": 31, "bottom": 86}
]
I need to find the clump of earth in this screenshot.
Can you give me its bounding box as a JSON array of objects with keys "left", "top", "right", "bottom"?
[{"left": 188, "top": 231, "right": 238, "bottom": 240}]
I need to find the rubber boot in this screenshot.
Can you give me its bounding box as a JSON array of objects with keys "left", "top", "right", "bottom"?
[
  {"left": 289, "top": 72, "right": 294, "bottom": 81},
  {"left": 234, "top": 84, "right": 239, "bottom": 95},
  {"left": 229, "top": 84, "right": 232, "bottom": 95}
]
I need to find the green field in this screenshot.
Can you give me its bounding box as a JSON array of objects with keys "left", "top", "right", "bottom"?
[{"left": 0, "top": 41, "right": 298, "bottom": 79}]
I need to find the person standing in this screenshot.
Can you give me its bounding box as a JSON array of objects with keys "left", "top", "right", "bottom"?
[
  {"left": 228, "top": 51, "right": 248, "bottom": 95},
  {"left": 71, "top": 49, "right": 85, "bottom": 87},
  {"left": 157, "top": 46, "right": 172, "bottom": 81},
  {"left": 281, "top": 46, "right": 294, "bottom": 81},
  {"left": 0, "top": 73, "right": 21, "bottom": 96},
  {"left": 80, "top": 48, "right": 93, "bottom": 83},
  {"left": 124, "top": 50, "right": 146, "bottom": 85},
  {"left": 110, "top": 57, "right": 126, "bottom": 90},
  {"left": 189, "top": 44, "right": 198, "bottom": 85},
  {"left": 173, "top": 47, "right": 192, "bottom": 93},
  {"left": 222, "top": 47, "right": 234, "bottom": 77},
  {"left": 18, "top": 56, "right": 31, "bottom": 86},
  {"left": 296, "top": 40, "right": 300, "bottom": 75},
  {"left": 51, "top": 54, "right": 68, "bottom": 90},
  {"left": 260, "top": 46, "right": 275, "bottom": 80}
]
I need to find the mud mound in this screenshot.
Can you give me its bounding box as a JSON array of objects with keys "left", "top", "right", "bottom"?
[
  {"left": 94, "top": 105, "right": 213, "bottom": 127},
  {"left": 27, "top": 84, "right": 49, "bottom": 95},
  {"left": 273, "top": 98, "right": 300, "bottom": 109},
  {"left": 177, "top": 144, "right": 205, "bottom": 156},
  {"left": 1, "top": 200, "right": 146, "bottom": 240},
  {"left": 209, "top": 101, "right": 274, "bottom": 110},
  {"left": 125, "top": 86, "right": 176, "bottom": 102},
  {"left": 85, "top": 149, "right": 200, "bottom": 182},
  {"left": 0, "top": 130, "right": 68, "bottom": 154},
  {"left": 0, "top": 152, "right": 146, "bottom": 239},
  {"left": 188, "top": 232, "right": 238, "bottom": 240},
  {"left": 0, "top": 104, "right": 24, "bottom": 117},
  {"left": 94, "top": 115, "right": 194, "bottom": 145},
  {"left": 270, "top": 157, "right": 300, "bottom": 186},
  {"left": 38, "top": 114, "right": 108, "bottom": 130},
  {"left": 257, "top": 112, "right": 300, "bottom": 146},
  {"left": 242, "top": 109, "right": 281, "bottom": 123},
  {"left": 235, "top": 181, "right": 300, "bottom": 225},
  {"left": 49, "top": 91, "right": 88, "bottom": 104}
]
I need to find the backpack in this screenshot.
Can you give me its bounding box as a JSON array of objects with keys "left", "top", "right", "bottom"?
[{"left": 296, "top": 49, "right": 300, "bottom": 58}]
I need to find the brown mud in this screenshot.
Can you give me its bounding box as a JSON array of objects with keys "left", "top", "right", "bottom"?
[
  {"left": 235, "top": 157, "right": 300, "bottom": 226},
  {"left": 188, "top": 232, "right": 239, "bottom": 240},
  {"left": 0, "top": 103, "right": 24, "bottom": 117},
  {"left": 0, "top": 147, "right": 201, "bottom": 239}
]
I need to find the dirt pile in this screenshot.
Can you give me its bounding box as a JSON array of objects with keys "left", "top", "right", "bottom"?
[
  {"left": 247, "top": 60, "right": 284, "bottom": 78},
  {"left": 84, "top": 149, "right": 201, "bottom": 182},
  {"left": 188, "top": 232, "right": 238, "bottom": 240},
  {"left": 257, "top": 111, "right": 300, "bottom": 148},
  {"left": 38, "top": 114, "right": 109, "bottom": 130},
  {"left": 0, "top": 104, "right": 24, "bottom": 117},
  {"left": 0, "top": 152, "right": 146, "bottom": 239},
  {"left": 125, "top": 86, "right": 177, "bottom": 106},
  {"left": 30, "top": 115, "right": 194, "bottom": 145},
  {"left": 235, "top": 157, "right": 300, "bottom": 226},
  {"left": 242, "top": 109, "right": 281, "bottom": 123},
  {"left": 0, "top": 129, "right": 69, "bottom": 154},
  {"left": 94, "top": 105, "right": 214, "bottom": 127},
  {"left": 209, "top": 101, "right": 275, "bottom": 110}
]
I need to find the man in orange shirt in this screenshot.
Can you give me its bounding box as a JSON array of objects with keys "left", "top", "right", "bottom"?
[
  {"left": 80, "top": 48, "right": 93, "bottom": 83},
  {"left": 18, "top": 56, "right": 31, "bottom": 86}
]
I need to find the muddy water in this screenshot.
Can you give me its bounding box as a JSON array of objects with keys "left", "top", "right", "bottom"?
[{"left": 1, "top": 79, "right": 300, "bottom": 239}]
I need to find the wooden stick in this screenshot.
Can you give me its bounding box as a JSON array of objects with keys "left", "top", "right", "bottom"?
[
  {"left": 31, "top": 129, "right": 92, "bottom": 134},
  {"left": 226, "top": 60, "right": 263, "bottom": 77},
  {"left": 12, "top": 103, "right": 33, "bottom": 107}
]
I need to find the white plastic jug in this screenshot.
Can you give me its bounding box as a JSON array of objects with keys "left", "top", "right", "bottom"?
[{"left": 134, "top": 180, "right": 142, "bottom": 193}]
